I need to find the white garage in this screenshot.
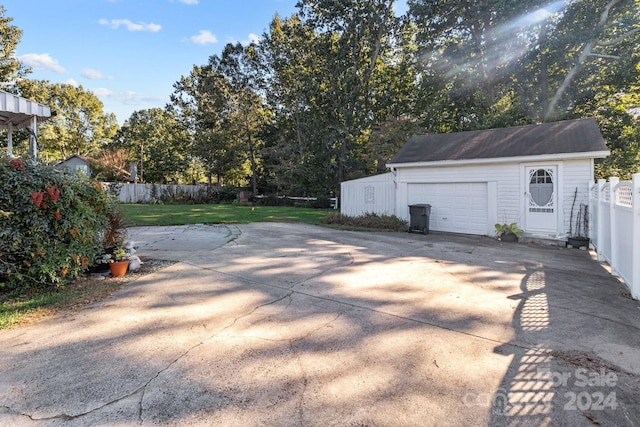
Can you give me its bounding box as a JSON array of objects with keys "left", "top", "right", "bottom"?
[
  {"left": 407, "top": 182, "right": 488, "bottom": 235},
  {"left": 341, "top": 118, "right": 610, "bottom": 239}
]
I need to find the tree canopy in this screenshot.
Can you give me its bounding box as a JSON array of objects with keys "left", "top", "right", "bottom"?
[
  {"left": 113, "top": 108, "right": 189, "bottom": 183},
  {"left": 16, "top": 80, "right": 118, "bottom": 160},
  {"left": 3, "top": 1, "right": 640, "bottom": 186},
  {"left": 158, "top": 0, "right": 640, "bottom": 185},
  {"left": 0, "top": 5, "right": 30, "bottom": 91}
]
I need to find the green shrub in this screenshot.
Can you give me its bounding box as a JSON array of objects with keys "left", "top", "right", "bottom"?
[
  {"left": 312, "top": 196, "right": 332, "bottom": 209},
  {"left": 322, "top": 213, "right": 408, "bottom": 231},
  {"left": 0, "top": 156, "right": 115, "bottom": 294},
  {"left": 216, "top": 186, "right": 239, "bottom": 204},
  {"left": 153, "top": 185, "right": 238, "bottom": 205},
  {"left": 258, "top": 195, "right": 280, "bottom": 206}
]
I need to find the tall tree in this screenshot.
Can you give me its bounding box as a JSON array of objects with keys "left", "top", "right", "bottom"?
[
  {"left": 409, "top": 0, "right": 640, "bottom": 126},
  {"left": 409, "top": 0, "right": 550, "bottom": 130},
  {"left": 16, "top": 80, "right": 118, "bottom": 159},
  {"left": 0, "top": 6, "right": 30, "bottom": 90},
  {"left": 543, "top": 0, "right": 640, "bottom": 119},
  {"left": 296, "top": 0, "right": 403, "bottom": 185},
  {"left": 171, "top": 63, "right": 245, "bottom": 185},
  {"left": 218, "top": 43, "right": 272, "bottom": 195},
  {"left": 261, "top": 14, "right": 336, "bottom": 194},
  {"left": 114, "top": 108, "right": 190, "bottom": 183},
  {"left": 171, "top": 43, "right": 271, "bottom": 191}
]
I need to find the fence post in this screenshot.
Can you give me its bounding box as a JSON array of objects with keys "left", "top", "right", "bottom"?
[
  {"left": 596, "top": 179, "right": 606, "bottom": 261},
  {"left": 589, "top": 179, "right": 595, "bottom": 244},
  {"left": 609, "top": 177, "right": 620, "bottom": 277},
  {"left": 632, "top": 174, "right": 640, "bottom": 299}
]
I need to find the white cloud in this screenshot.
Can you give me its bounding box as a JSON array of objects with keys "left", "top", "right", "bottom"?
[
  {"left": 18, "top": 53, "right": 66, "bottom": 73},
  {"left": 226, "top": 33, "right": 262, "bottom": 46},
  {"left": 179, "top": 0, "right": 199, "bottom": 4},
  {"left": 82, "top": 68, "right": 111, "bottom": 80},
  {"left": 190, "top": 30, "right": 218, "bottom": 45},
  {"left": 91, "top": 87, "right": 114, "bottom": 97},
  {"left": 65, "top": 78, "right": 79, "bottom": 87},
  {"left": 116, "top": 91, "right": 167, "bottom": 106},
  {"left": 99, "top": 18, "right": 161, "bottom": 32},
  {"left": 243, "top": 33, "right": 261, "bottom": 45},
  {"left": 90, "top": 87, "right": 165, "bottom": 106}
]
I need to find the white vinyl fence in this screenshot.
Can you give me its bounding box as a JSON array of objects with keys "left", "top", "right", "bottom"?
[{"left": 589, "top": 174, "right": 640, "bottom": 299}]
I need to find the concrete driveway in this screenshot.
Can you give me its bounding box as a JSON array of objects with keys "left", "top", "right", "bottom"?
[{"left": 1, "top": 223, "right": 639, "bottom": 426}]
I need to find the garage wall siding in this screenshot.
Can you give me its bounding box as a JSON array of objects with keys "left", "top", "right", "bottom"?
[
  {"left": 340, "top": 172, "right": 396, "bottom": 217},
  {"left": 341, "top": 158, "right": 596, "bottom": 237},
  {"left": 560, "top": 160, "right": 594, "bottom": 235},
  {"left": 395, "top": 162, "right": 521, "bottom": 235}
]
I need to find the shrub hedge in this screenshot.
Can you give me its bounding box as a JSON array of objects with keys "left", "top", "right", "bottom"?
[
  {"left": 322, "top": 213, "right": 408, "bottom": 231},
  {"left": 1, "top": 157, "right": 115, "bottom": 293}
]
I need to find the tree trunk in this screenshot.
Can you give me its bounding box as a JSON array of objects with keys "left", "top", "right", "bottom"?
[{"left": 244, "top": 111, "right": 258, "bottom": 195}]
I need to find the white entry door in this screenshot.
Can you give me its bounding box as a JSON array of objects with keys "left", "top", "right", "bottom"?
[{"left": 525, "top": 166, "right": 558, "bottom": 233}]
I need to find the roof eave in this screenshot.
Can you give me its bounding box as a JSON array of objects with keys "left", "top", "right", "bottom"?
[
  {"left": 0, "top": 91, "right": 53, "bottom": 130},
  {"left": 387, "top": 151, "right": 610, "bottom": 169}
]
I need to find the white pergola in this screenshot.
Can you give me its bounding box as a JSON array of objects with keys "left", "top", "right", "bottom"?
[{"left": 0, "top": 90, "right": 53, "bottom": 159}]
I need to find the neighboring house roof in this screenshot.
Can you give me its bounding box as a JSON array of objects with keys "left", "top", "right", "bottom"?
[
  {"left": 388, "top": 118, "right": 609, "bottom": 167},
  {"left": 57, "top": 155, "right": 91, "bottom": 165}
]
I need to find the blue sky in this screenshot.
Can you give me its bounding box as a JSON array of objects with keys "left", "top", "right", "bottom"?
[
  {"left": 6, "top": 0, "right": 409, "bottom": 125},
  {"left": 4, "top": 0, "right": 302, "bottom": 124}
]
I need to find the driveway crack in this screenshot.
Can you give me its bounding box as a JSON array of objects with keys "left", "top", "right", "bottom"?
[
  {"left": 218, "top": 291, "right": 295, "bottom": 333},
  {"left": 1, "top": 389, "right": 144, "bottom": 423},
  {"left": 2, "top": 291, "right": 297, "bottom": 425},
  {"left": 288, "top": 312, "right": 342, "bottom": 426}
]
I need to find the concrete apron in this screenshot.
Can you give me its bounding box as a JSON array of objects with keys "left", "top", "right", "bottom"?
[{"left": 1, "top": 223, "right": 639, "bottom": 426}]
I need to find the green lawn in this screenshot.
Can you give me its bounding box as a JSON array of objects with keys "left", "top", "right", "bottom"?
[
  {"left": 0, "top": 274, "right": 130, "bottom": 330},
  {"left": 0, "top": 204, "right": 334, "bottom": 329},
  {"left": 120, "top": 204, "right": 333, "bottom": 227}
]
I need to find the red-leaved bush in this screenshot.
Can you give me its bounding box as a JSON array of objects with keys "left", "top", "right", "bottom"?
[{"left": 1, "top": 156, "right": 116, "bottom": 293}]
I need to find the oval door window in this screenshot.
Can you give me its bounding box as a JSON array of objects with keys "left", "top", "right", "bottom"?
[{"left": 529, "top": 169, "right": 553, "bottom": 207}]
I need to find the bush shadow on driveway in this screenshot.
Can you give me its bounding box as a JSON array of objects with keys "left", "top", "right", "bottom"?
[{"left": 1, "top": 223, "right": 639, "bottom": 426}]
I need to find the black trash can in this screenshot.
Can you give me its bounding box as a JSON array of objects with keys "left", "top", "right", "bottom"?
[{"left": 408, "top": 204, "right": 431, "bottom": 234}]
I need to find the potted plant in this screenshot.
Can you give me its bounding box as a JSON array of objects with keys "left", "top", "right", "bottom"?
[
  {"left": 104, "top": 244, "right": 130, "bottom": 277},
  {"left": 89, "top": 207, "right": 129, "bottom": 273},
  {"left": 495, "top": 222, "right": 523, "bottom": 242},
  {"left": 103, "top": 207, "right": 128, "bottom": 250},
  {"left": 568, "top": 188, "right": 590, "bottom": 249}
]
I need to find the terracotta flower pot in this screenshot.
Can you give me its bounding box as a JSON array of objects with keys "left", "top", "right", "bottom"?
[{"left": 109, "top": 260, "right": 129, "bottom": 277}]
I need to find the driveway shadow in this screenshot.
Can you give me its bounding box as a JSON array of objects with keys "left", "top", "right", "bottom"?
[
  {"left": 1, "top": 223, "right": 639, "bottom": 426},
  {"left": 488, "top": 252, "right": 640, "bottom": 426}
]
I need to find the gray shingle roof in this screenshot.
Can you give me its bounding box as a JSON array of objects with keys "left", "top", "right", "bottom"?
[{"left": 388, "top": 118, "right": 608, "bottom": 165}]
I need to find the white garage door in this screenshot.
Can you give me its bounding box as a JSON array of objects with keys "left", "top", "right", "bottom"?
[{"left": 408, "top": 182, "right": 488, "bottom": 235}]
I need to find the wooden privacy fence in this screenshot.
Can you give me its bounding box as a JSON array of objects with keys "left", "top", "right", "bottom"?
[
  {"left": 104, "top": 183, "right": 338, "bottom": 208},
  {"left": 104, "top": 183, "right": 220, "bottom": 204},
  {"left": 589, "top": 174, "right": 640, "bottom": 299}
]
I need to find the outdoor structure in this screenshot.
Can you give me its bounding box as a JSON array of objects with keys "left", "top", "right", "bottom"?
[
  {"left": 341, "top": 118, "right": 610, "bottom": 240},
  {"left": 340, "top": 172, "right": 395, "bottom": 218},
  {"left": 590, "top": 175, "right": 640, "bottom": 299},
  {"left": 0, "top": 90, "right": 53, "bottom": 159},
  {"left": 57, "top": 155, "right": 92, "bottom": 176}
]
